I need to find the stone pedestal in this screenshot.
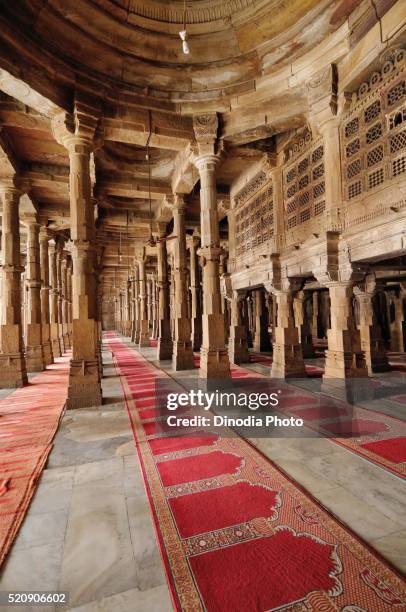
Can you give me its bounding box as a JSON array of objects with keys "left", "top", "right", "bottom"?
[
  {"left": 172, "top": 196, "right": 194, "bottom": 370},
  {"left": 323, "top": 283, "right": 368, "bottom": 379},
  {"left": 228, "top": 292, "right": 249, "bottom": 364},
  {"left": 156, "top": 238, "right": 173, "bottom": 360},
  {"left": 39, "top": 229, "right": 53, "bottom": 366},
  {"left": 25, "top": 218, "right": 46, "bottom": 371},
  {"left": 194, "top": 152, "right": 230, "bottom": 378},
  {"left": 0, "top": 184, "right": 28, "bottom": 387},
  {"left": 253, "top": 289, "right": 271, "bottom": 352},
  {"left": 271, "top": 289, "right": 306, "bottom": 378}
]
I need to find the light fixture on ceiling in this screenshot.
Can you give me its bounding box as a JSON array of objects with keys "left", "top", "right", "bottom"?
[{"left": 179, "top": 0, "right": 190, "bottom": 54}]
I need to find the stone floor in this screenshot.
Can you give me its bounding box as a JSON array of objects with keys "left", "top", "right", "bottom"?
[{"left": 0, "top": 337, "right": 405, "bottom": 611}]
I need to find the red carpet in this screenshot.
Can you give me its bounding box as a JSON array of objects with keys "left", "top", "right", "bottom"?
[
  {"left": 236, "top": 356, "right": 406, "bottom": 479},
  {"left": 0, "top": 354, "right": 69, "bottom": 567},
  {"left": 108, "top": 333, "right": 406, "bottom": 611}
]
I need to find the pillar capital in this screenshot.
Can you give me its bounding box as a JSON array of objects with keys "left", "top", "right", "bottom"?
[
  {"left": 193, "top": 153, "right": 221, "bottom": 172},
  {"left": 51, "top": 92, "right": 103, "bottom": 151}
]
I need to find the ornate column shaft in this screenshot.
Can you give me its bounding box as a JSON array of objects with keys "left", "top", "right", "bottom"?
[
  {"left": 56, "top": 243, "right": 66, "bottom": 352},
  {"left": 64, "top": 135, "right": 101, "bottom": 407},
  {"left": 0, "top": 184, "right": 27, "bottom": 387},
  {"left": 66, "top": 258, "right": 73, "bottom": 345},
  {"left": 24, "top": 217, "right": 45, "bottom": 371},
  {"left": 189, "top": 234, "right": 202, "bottom": 351},
  {"left": 172, "top": 195, "right": 194, "bottom": 370},
  {"left": 48, "top": 239, "right": 62, "bottom": 357},
  {"left": 156, "top": 238, "right": 173, "bottom": 360},
  {"left": 61, "top": 252, "right": 71, "bottom": 349},
  {"left": 39, "top": 228, "right": 53, "bottom": 365},
  {"left": 132, "top": 264, "right": 140, "bottom": 344},
  {"left": 312, "top": 291, "right": 319, "bottom": 339},
  {"left": 138, "top": 258, "right": 150, "bottom": 346},
  {"left": 194, "top": 154, "right": 230, "bottom": 378}
]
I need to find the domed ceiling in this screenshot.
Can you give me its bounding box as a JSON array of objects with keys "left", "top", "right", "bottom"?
[{"left": 0, "top": 0, "right": 352, "bottom": 102}]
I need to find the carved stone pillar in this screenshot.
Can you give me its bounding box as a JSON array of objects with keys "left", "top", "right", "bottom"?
[
  {"left": 67, "top": 258, "right": 73, "bottom": 346},
  {"left": 270, "top": 283, "right": 306, "bottom": 378},
  {"left": 194, "top": 155, "right": 230, "bottom": 377},
  {"left": 132, "top": 265, "right": 139, "bottom": 343},
  {"left": 24, "top": 217, "right": 45, "bottom": 372},
  {"left": 146, "top": 276, "right": 152, "bottom": 337},
  {"left": 294, "top": 290, "right": 315, "bottom": 357},
  {"left": 55, "top": 244, "right": 66, "bottom": 352},
  {"left": 39, "top": 228, "right": 53, "bottom": 365},
  {"left": 48, "top": 240, "right": 61, "bottom": 358},
  {"left": 387, "top": 289, "right": 405, "bottom": 352},
  {"left": 0, "top": 184, "right": 28, "bottom": 387},
  {"left": 228, "top": 291, "right": 249, "bottom": 364},
  {"left": 138, "top": 258, "right": 149, "bottom": 347},
  {"left": 219, "top": 251, "right": 229, "bottom": 344},
  {"left": 61, "top": 252, "right": 71, "bottom": 349},
  {"left": 324, "top": 282, "right": 367, "bottom": 379},
  {"left": 189, "top": 233, "right": 202, "bottom": 351},
  {"left": 253, "top": 289, "right": 271, "bottom": 352},
  {"left": 172, "top": 195, "right": 194, "bottom": 370},
  {"left": 355, "top": 278, "right": 390, "bottom": 375},
  {"left": 60, "top": 137, "right": 101, "bottom": 406},
  {"left": 156, "top": 238, "right": 173, "bottom": 360},
  {"left": 312, "top": 291, "right": 319, "bottom": 339}
]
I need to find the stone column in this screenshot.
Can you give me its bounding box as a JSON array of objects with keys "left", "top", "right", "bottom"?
[
  {"left": 323, "top": 282, "right": 367, "bottom": 379},
  {"left": 294, "top": 290, "right": 315, "bottom": 357},
  {"left": 189, "top": 233, "right": 202, "bottom": 351},
  {"left": 156, "top": 238, "right": 173, "bottom": 360},
  {"left": 0, "top": 184, "right": 28, "bottom": 387},
  {"left": 24, "top": 217, "right": 45, "bottom": 371},
  {"left": 138, "top": 258, "right": 149, "bottom": 347},
  {"left": 172, "top": 195, "right": 194, "bottom": 370},
  {"left": 194, "top": 154, "right": 230, "bottom": 378},
  {"left": 133, "top": 264, "right": 140, "bottom": 343},
  {"left": 66, "top": 257, "right": 73, "bottom": 346},
  {"left": 355, "top": 278, "right": 390, "bottom": 375},
  {"left": 228, "top": 291, "right": 249, "bottom": 364},
  {"left": 253, "top": 289, "right": 271, "bottom": 352},
  {"left": 270, "top": 282, "right": 306, "bottom": 378},
  {"left": 312, "top": 291, "right": 319, "bottom": 339},
  {"left": 219, "top": 251, "right": 229, "bottom": 344},
  {"left": 61, "top": 252, "right": 71, "bottom": 349},
  {"left": 48, "top": 239, "right": 62, "bottom": 358},
  {"left": 59, "top": 134, "right": 102, "bottom": 407},
  {"left": 387, "top": 289, "right": 405, "bottom": 352},
  {"left": 146, "top": 276, "right": 152, "bottom": 336},
  {"left": 39, "top": 228, "right": 53, "bottom": 365},
  {"left": 56, "top": 244, "right": 66, "bottom": 352}
]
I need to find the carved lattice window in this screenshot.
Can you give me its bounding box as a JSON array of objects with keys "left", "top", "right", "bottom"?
[
  {"left": 234, "top": 181, "right": 274, "bottom": 258},
  {"left": 341, "top": 60, "right": 406, "bottom": 202},
  {"left": 283, "top": 137, "right": 325, "bottom": 229}
]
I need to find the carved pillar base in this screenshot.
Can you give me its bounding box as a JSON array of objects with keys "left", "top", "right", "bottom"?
[
  {"left": 67, "top": 358, "right": 102, "bottom": 409},
  {"left": 200, "top": 346, "right": 230, "bottom": 378},
  {"left": 324, "top": 284, "right": 368, "bottom": 380},
  {"left": 138, "top": 320, "right": 150, "bottom": 347},
  {"left": 25, "top": 323, "right": 45, "bottom": 371},
  {"left": 157, "top": 320, "right": 173, "bottom": 360},
  {"left": 271, "top": 291, "right": 306, "bottom": 378},
  {"left": 41, "top": 321, "right": 54, "bottom": 366},
  {"left": 50, "top": 324, "right": 62, "bottom": 358},
  {"left": 228, "top": 326, "right": 249, "bottom": 364},
  {"left": 172, "top": 318, "right": 194, "bottom": 370},
  {"left": 0, "top": 351, "right": 28, "bottom": 388},
  {"left": 191, "top": 318, "right": 202, "bottom": 352},
  {"left": 271, "top": 337, "right": 307, "bottom": 378}
]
